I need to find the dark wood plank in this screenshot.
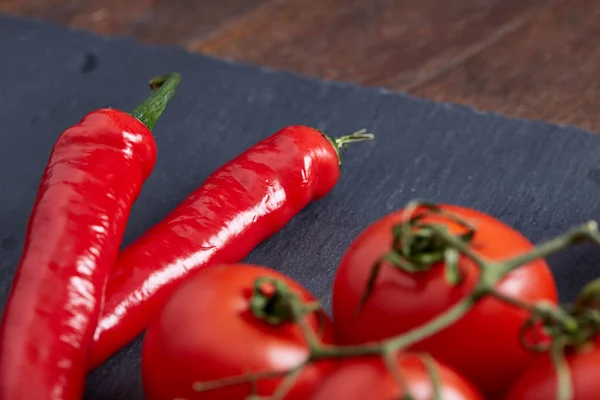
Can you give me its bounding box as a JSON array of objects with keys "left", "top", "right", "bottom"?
[
  {"left": 0, "top": 0, "right": 154, "bottom": 34},
  {"left": 412, "top": 0, "right": 600, "bottom": 132},
  {"left": 2, "top": 0, "right": 598, "bottom": 131},
  {"left": 130, "top": 0, "right": 268, "bottom": 45},
  {"left": 191, "top": 0, "right": 555, "bottom": 88},
  {"left": 0, "top": 0, "right": 268, "bottom": 44}
]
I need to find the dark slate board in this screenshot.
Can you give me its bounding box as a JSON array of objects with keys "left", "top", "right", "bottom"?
[{"left": 1, "top": 14, "right": 600, "bottom": 399}]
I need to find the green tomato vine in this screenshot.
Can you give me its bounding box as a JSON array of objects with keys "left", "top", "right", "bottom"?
[{"left": 193, "top": 200, "right": 600, "bottom": 400}]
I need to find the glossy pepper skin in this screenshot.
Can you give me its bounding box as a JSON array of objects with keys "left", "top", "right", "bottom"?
[
  {"left": 90, "top": 126, "right": 373, "bottom": 368},
  {"left": 0, "top": 74, "right": 180, "bottom": 400}
]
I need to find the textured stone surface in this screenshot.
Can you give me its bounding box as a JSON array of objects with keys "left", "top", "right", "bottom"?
[{"left": 1, "top": 14, "right": 600, "bottom": 399}]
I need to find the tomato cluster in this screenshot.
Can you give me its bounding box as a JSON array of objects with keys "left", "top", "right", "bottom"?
[{"left": 140, "top": 203, "right": 600, "bottom": 400}]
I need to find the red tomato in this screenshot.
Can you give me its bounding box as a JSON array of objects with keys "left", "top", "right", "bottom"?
[
  {"left": 332, "top": 204, "right": 558, "bottom": 398},
  {"left": 310, "top": 352, "right": 483, "bottom": 400},
  {"left": 506, "top": 338, "right": 600, "bottom": 400},
  {"left": 142, "top": 264, "right": 333, "bottom": 400}
]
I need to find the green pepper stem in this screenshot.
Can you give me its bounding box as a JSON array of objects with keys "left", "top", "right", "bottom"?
[
  {"left": 332, "top": 129, "right": 375, "bottom": 150},
  {"left": 321, "top": 128, "right": 374, "bottom": 166},
  {"left": 130, "top": 72, "right": 181, "bottom": 131}
]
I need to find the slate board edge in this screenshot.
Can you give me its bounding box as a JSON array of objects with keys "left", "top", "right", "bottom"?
[{"left": 2, "top": 12, "right": 596, "bottom": 138}]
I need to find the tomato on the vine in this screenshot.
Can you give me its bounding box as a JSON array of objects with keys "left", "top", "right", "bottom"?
[
  {"left": 332, "top": 204, "right": 558, "bottom": 398},
  {"left": 141, "top": 264, "right": 333, "bottom": 400},
  {"left": 310, "top": 352, "right": 482, "bottom": 400},
  {"left": 506, "top": 338, "right": 600, "bottom": 400}
]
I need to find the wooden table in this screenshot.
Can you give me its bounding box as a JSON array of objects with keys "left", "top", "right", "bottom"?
[{"left": 2, "top": 0, "right": 599, "bottom": 131}]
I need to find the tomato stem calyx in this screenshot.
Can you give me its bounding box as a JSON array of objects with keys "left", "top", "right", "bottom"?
[
  {"left": 250, "top": 277, "right": 298, "bottom": 325},
  {"left": 195, "top": 201, "right": 600, "bottom": 400},
  {"left": 357, "top": 201, "right": 477, "bottom": 313}
]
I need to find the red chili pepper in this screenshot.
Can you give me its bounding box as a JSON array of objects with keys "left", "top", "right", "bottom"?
[
  {"left": 0, "top": 73, "right": 181, "bottom": 400},
  {"left": 89, "top": 126, "right": 373, "bottom": 368}
]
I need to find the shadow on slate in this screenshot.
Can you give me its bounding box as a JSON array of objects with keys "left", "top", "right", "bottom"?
[{"left": 1, "top": 13, "right": 600, "bottom": 399}]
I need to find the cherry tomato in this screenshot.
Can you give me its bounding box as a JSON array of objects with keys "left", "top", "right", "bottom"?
[
  {"left": 332, "top": 204, "right": 558, "bottom": 398},
  {"left": 506, "top": 338, "right": 600, "bottom": 400},
  {"left": 310, "top": 352, "right": 482, "bottom": 400},
  {"left": 142, "top": 264, "right": 333, "bottom": 400}
]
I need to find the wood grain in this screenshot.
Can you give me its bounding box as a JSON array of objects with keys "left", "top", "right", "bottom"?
[
  {"left": 192, "top": 0, "right": 554, "bottom": 88},
  {"left": 0, "top": 0, "right": 267, "bottom": 42},
  {"left": 1, "top": 0, "right": 599, "bottom": 131},
  {"left": 412, "top": 0, "right": 600, "bottom": 132}
]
